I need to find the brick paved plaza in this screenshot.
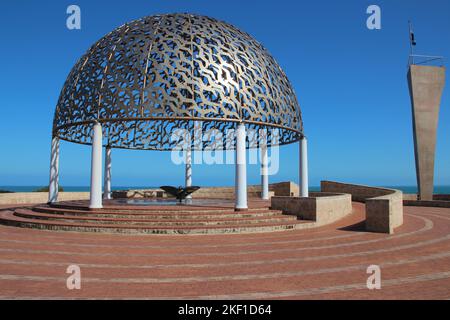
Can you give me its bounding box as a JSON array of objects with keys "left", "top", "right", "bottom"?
[{"left": 0, "top": 202, "right": 449, "bottom": 299}]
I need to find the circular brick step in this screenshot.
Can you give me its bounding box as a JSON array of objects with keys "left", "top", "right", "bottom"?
[
  {"left": 14, "top": 208, "right": 297, "bottom": 227},
  {"left": 33, "top": 205, "right": 282, "bottom": 219},
  {"left": 48, "top": 201, "right": 270, "bottom": 212},
  {"left": 0, "top": 210, "right": 311, "bottom": 235},
  {"left": 0, "top": 199, "right": 311, "bottom": 234}
]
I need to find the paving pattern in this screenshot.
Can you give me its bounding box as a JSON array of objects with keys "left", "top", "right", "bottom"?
[
  {"left": 0, "top": 200, "right": 309, "bottom": 234},
  {"left": 0, "top": 202, "right": 449, "bottom": 299}
]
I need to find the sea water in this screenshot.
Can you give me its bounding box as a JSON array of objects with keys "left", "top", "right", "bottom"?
[{"left": 2, "top": 185, "right": 450, "bottom": 194}]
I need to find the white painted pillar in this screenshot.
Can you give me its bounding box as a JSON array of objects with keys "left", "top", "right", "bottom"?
[
  {"left": 103, "top": 146, "right": 112, "bottom": 200},
  {"left": 185, "top": 147, "right": 192, "bottom": 199},
  {"left": 89, "top": 122, "right": 103, "bottom": 209},
  {"left": 48, "top": 136, "right": 60, "bottom": 203},
  {"left": 299, "top": 137, "right": 309, "bottom": 197},
  {"left": 261, "top": 144, "right": 269, "bottom": 200},
  {"left": 235, "top": 123, "right": 248, "bottom": 210}
]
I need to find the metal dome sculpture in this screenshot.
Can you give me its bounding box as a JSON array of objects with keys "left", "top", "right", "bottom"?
[
  {"left": 53, "top": 13, "right": 303, "bottom": 150},
  {"left": 48, "top": 13, "right": 309, "bottom": 210}
]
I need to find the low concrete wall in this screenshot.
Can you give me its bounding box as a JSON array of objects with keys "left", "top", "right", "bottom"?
[
  {"left": 271, "top": 192, "right": 352, "bottom": 226},
  {"left": 0, "top": 182, "right": 294, "bottom": 205},
  {"left": 433, "top": 194, "right": 450, "bottom": 201},
  {"left": 321, "top": 181, "right": 403, "bottom": 234},
  {"left": 113, "top": 183, "right": 291, "bottom": 200},
  {"left": 320, "top": 181, "right": 397, "bottom": 202},
  {"left": 395, "top": 193, "right": 450, "bottom": 208},
  {"left": 0, "top": 192, "right": 90, "bottom": 205},
  {"left": 404, "top": 199, "right": 450, "bottom": 208},
  {"left": 269, "top": 181, "right": 299, "bottom": 197},
  {"left": 112, "top": 189, "right": 169, "bottom": 199},
  {"left": 114, "top": 187, "right": 275, "bottom": 200},
  {"left": 403, "top": 194, "right": 418, "bottom": 201}
]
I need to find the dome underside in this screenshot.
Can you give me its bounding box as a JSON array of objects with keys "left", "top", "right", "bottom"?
[{"left": 54, "top": 13, "right": 303, "bottom": 150}]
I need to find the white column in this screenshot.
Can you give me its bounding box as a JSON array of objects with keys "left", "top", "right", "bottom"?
[
  {"left": 299, "top": 137, "right": 309, "bottom": 197},
  {"left": 185, "top": 147, "right": 192, "bottom": 199},
  {"left": 235, "top": 123, "right": 248, "bottom": 210},
  {"left": 89, "top": 122, "right": 103, "bottom": 209},
  {"left": 103, "top": 146, "right": 112, "bottom": 200},
  {"left": 48, "top": 136, "right": 60, "bottom": 203},
  {"left": 261, "top": 144, "right": 269, "bottom": 200}
]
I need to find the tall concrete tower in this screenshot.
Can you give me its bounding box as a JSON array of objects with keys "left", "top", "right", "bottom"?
[{"left": 407, "top": 63, "right": 445, "bottom": 200}]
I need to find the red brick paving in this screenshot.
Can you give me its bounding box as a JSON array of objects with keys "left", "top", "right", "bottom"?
[{"left": 0, "top": 202, "right": 449, "bottom": 299}]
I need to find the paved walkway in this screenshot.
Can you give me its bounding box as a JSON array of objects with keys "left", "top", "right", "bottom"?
[{"left": 0, "top": 203, "right": 449, "bottom": 299}]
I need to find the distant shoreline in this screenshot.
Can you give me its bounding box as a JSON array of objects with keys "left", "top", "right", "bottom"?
[{"left": 2, "top": 185, "right": 450, "bottom": 194}]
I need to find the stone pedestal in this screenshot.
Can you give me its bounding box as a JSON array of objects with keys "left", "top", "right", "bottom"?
[{"left": 408, "top": 65, "right": 446, "bottom": 200}]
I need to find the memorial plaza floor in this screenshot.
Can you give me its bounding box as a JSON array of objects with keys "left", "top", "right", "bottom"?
[{"left": 0, "top": 202, "right": 449, "bottom": 299}]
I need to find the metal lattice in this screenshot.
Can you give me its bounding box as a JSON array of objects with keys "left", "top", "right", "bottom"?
[{"left": 54, "top": 13, "right": 303, "bottom": 150}]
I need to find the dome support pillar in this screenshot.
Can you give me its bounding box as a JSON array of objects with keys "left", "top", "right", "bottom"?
[
  {"left": 48, "top": 136, "right": 60, "bottom": 204},
  {"left": 185, "top": 148, "right": 192, "bottom": 199},
  {"left": 261, "top": 143, "right": 269, "bottom": 200},
  {"left": 235, "top": 123, "right": 248, "bottom": 211},
  {"left": 103, "top": 145, "right": 112, "bottom": 200},
  {"left": 89, "top": 122, "right": 103, "bottom": 209},
  {"left": 299, "top": 137, "right": 309, "bottom": 197}
]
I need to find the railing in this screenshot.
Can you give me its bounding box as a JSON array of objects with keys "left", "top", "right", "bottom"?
[{"left": 408, "top": 54, "right": 445, "bottom": 67}]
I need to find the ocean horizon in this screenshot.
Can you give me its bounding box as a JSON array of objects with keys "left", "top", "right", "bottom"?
[{"left": 2, "top": 185, "right": 450, "bottom": 194}]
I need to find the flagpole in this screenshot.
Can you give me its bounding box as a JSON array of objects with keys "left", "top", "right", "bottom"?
[{"left": 409, "top": 20, "right": 415, "bottom": 65}]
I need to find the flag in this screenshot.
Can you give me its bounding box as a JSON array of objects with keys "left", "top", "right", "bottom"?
[{"left": 410, "top": 31, "right": 417, "bottom": 46}]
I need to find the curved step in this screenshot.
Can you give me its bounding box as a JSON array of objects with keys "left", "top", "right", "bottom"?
[
  {"left": 48, "top": 202, "right": 270, "bottom": 213},
  {"left": 0, "top": 211, "right": 310, "bottom": 235},
  {"left": 14, "top": 208, "right": 297, "bottom": 227},
  {"left": 32, "top": 206, "right": 282, "bottom": 219}
]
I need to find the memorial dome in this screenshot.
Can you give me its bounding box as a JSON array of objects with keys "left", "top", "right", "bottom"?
[{"left": 53, "top": 13, "right": 303, "bottom": 150}]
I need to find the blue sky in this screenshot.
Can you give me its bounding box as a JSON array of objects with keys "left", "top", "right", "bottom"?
[{"left": 0, "top": 0, "right": 449, "bottom": 188}]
